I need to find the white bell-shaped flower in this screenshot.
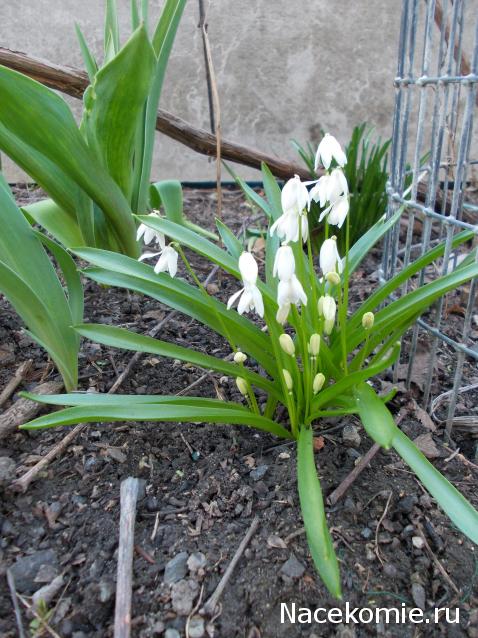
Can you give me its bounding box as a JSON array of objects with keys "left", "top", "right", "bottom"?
[
  {"left": 270, "top": 176, "right": 309, "bottom": 244},
  {"left": 314, "top": 133, "right": 347, "bottom": 171},
  {"left": 319, "top": 236, "right": 343, "bottom": 276},
  {"left": 319, "top": 195, "right": 350, "bottom": 229},
  {"left": 273, "top": 244, "right": 296, "bottom": 281},
  {"left": 227, "top": 252, "right": 264, "bottom": 318},
  {"left": 277, "top": 275, "right": 307, "bottom": 308},
  {"left": 276, "top": 303, "right": 291, "bottom": 325},
  {"left": 139, "top": 244, "right": 178, "bottom": 278},
  {"left": 136, "top": 212, "right": 165, "bottom": 247},
  {"left": 281, "top": 175, "right": 309, "bottom": 215},
  {"left": 309, "top": 168, "right": 348, "bottom": 209}
]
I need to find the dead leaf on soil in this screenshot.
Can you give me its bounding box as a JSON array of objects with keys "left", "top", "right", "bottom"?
[
  {"left": 313, "top": 436, "right": 325, "bottom": 451},
  {"left": 266, "top": 534, "right": 287, "bottom": 549},
  {"left": 413, "top": 433, "right": 441, "bottom": 459},
  {"left": 397, "top": 350, "right": 437, "bottom": 391},
  {"left": 412, "top": 402, "right": 436, "bottom": 431}
]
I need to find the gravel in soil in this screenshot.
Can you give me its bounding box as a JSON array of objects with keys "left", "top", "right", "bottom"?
[{"left": 0, "top": 187, "right": 477, "bottom": 638}]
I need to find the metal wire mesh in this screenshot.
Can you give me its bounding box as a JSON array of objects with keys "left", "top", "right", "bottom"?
[{"left": 383, "top": 0, "right": 478, "bottom": 433}]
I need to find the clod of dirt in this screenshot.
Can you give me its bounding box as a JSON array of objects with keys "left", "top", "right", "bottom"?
[
  {"left": 342, "top": 424, "right": 362, "bottom": 448},
  {"left": 250, "top": 464, "right": 269, "bottom": 481},
  {"left": 280, "top": 554, "right": 305, "bottom": 580},
  {"left": 164, "top": 552, "right": 189, "bottom": 584},
  {"left": 187, "top": 552, "right": 207, "bottom": 573},
  {"left": 10, "top": 549, "right": 58, "bottom": 593},
  {"left": 171, "top": 579, "right": 199, "bottom": 615},
  {"left": 188, "top": 615, "right": 205, "bottom": 638},
  {"left": 0, "top": 456, "right": 15, "bottom": 485}
]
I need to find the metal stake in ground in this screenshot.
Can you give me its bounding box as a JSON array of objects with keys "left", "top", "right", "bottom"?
[{"left": 114, "top": 477, "right": 140, "bottom": 638}]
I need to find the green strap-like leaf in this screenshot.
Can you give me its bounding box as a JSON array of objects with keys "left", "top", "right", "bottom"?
[
  {"left": 353, "top": 382, "right": 398, "bottom": 448},
  {"left": 136, "top": 0, "right": 187, "bottom": 214},
  {"left": 0, "top": 65, "right": 138, "bottom": 256},
  {"left": 297, "top": 426, "right": 342, "bottom": 598},
  {"left": 75, "top": 24, "right": 99, "bottom": 82},
  {"left": 392, "top": 429, "right": 478, "bottom": 544},
  {"left": 23, "top": 200, "right": 84, "bottom": 248},
  {"left": 75, "top": 323, "right": 281, "bottom": 399},
  {"left": 74, "top": 247, "right": 277, "bottom": 376},
  {"left": 20, "top": 403, "right": 292, "bottom": 439},
  {"left": 82, "top": 26, "right": 156, "bottom": 203}
]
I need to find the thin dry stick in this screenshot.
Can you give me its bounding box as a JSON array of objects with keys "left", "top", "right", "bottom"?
[
  {"left": 0, "top": 359, "right": 32, "bottom": 408},
  {"left": 0, "top": 380, "right": 63, "bottom": 441},
  {"left": 201, "top": 11, "right": 223, "bottom": 217},
  {"left": 328, "top": 443, "right": 381, "bottom": 506},
  {"left": 416, "top": 522, "right": 460, "bottom": 595},
  {"left": 201, "top": 516, "right": 260, "bottom": 616},
  {"left": 374, "top": 491, "right": 393, "bottom": 566},
  {"left": 11, "top": 266, "right": 221, "bottom": 492},
  {"left": 6, "top": 570, "right": 26, "bottom": 638},
  {"left": 114, "top": 478, "right": 140, "bottom": 638}
]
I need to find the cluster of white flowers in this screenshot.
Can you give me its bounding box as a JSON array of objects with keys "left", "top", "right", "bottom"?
[
  {"left": 137, "top": 212, "right": 179, "bottom": 277},
  {"left": 228, "top": 134, "right": 348, "bottom": 328}
]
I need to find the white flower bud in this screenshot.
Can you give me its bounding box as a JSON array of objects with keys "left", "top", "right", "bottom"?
[
  {"left": 308, "top": 334, "right": 321, "bottom": 357},
  {"left": 319, "top": 236, "right": 343, "bottom": 277},
  {"left": 362, "top": 312, "right": 375, "bottom": 330},
  {"left": 325, "top": 271, "right": 341, "bottom": 286},
  {"left": 318, "top": 295, "right": 336, "bottom": 322},
  {"left": 234, "top": 351, "right": 247, "bottom": 364},
  {"left": 313, "top": 373, "right": 326, "bottom": 394},
  {"left": 279, "top": 333, "right": 295, "bottom": 356},
  {"left": 282, "top": 369, "right": 293, "bottom": 392},
  {"left": 324, "top": 318, "right": 335, "bottom": 335},
  {"left": 236, "top": 377, "right": 249, "bottom": 396}
]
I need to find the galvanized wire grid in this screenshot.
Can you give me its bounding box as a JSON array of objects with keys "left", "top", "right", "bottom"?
[{"left": 383, "top": 0, "right": 478, "bottom": 433}]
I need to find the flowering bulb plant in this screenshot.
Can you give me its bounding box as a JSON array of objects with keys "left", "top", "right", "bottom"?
[{"left": 22, "top": 135, "right": 478, "bottom": 598}]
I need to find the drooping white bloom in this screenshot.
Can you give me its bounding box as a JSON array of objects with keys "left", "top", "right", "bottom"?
[
  {"left": 270, "top": 176, "right": 309, "bottom": 244},
  {"left": 273, "top": 244, "right": 296, "bottom": 281},
  {"left": 314, "top": 133, "right": 347, "bottom": 171},
  {"left": 281, "top": 175, "right": 309, "bottom": 215},
  {"left": 136, "top": 212, "right": 165, "bottom": 247},
  {"left": 139, "top": 244, "right": 178, "bottom": 278},
  {"left": 276, "top": 303, "right": 291, "bottom": 325},
  {"left": 319, "top": 236, "right": 343, "bottom": 276},
  {"left": 227, "top": 252, "right": 264, "bottom": 318},
  {"left": 277, "top": 275, "right": 308, "bottom": 308},
  {"left": 309, "top": 168, "right": 348, "bottom": 208},
  {"left": 270, "top": 209, "right": 309, "bottom": 244},
  {"left": 319, "top": 195, "right": 350, "bottom": 229}
]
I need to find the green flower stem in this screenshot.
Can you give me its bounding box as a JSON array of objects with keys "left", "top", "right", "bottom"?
[
  {"left": 176, "top": 244, "right": 237, "bottom": 351},
  {"left": 264, "top": 307, "right": 298, "bottom": 437},
  {"left": 306, "top": 232, "right": 320, "bottom": 333}
]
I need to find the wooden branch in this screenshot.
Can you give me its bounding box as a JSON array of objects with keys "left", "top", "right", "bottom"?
[
  {"left": 0, "top": 359, "right": 32, "bottom": 408},
  {"left": 0, "top": 47, "right": 309, "bottom": 181},
  {"left": 0, "top": 380, "right": 63, "bottom": 441},
  {"left": 114, "top": 477, "right": 140, "bottom": 638}
]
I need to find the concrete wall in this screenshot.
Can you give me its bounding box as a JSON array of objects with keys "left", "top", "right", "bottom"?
[{"left": 0, "top": 1, "right": 439, "bottom": 182}]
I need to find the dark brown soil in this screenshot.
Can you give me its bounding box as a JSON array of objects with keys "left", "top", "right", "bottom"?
[{"left": 0, "top": 188, "right": 477, "bottom": 638}]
